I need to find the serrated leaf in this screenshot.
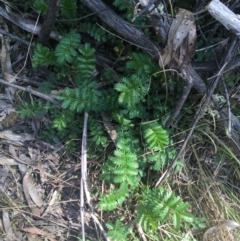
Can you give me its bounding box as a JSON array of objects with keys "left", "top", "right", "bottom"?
[
  {"left": 159, "top": 206, "right": 170, "bottom": 221},
  {"left": 61, "top": 99, "right": 71, "bottom": 109},
  {"left": 175, "top": 203, "right": 189, "bottom": 212}
]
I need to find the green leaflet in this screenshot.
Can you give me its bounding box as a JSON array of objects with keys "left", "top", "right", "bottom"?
[
  {"left": 136, "top": 187, "right": 194, "bottom": 231},
  {"left": 144, "top": 122, "right": 169, "bottom": 151}
]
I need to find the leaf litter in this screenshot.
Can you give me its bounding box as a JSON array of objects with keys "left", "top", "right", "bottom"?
[{"left": 0, "top": 18, "right": 98, "bottom": 241}]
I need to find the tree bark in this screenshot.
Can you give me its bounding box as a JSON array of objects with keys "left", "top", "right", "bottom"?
[{"left": 38, "top": 0, "right": 60, "bottom": 44}]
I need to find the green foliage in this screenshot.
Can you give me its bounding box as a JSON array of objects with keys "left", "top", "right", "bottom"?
[
  {"left": 89, "top": 121, "right": 108, "bottom": 147},
  {"left": 106, "top": 219, "right": 130, "bottom": 241},
  {"left": 126, "top": 52, "right": 159, "bottom": 76},
  {"left": 60, "top": 0, "right": 77, "bottom": 19},
  {"left": 17, "top": 101, "right": 50, "bottom": 118},
  {"left": 137, "top": 187, "right": 194, "bottom": 231},
  {"left": 113, "top": 0, "right": 134, "bottom": 20},
  {"left": 15, "top": 1, "right": 210, "bottom": 240},
  {"left": 75, "top": 43, "right": 96, "bottom": 81},
  {"left": 40, "top": 107, "right": 83, "bottom": 152},
  {"left": 113, "top": 0, "right": 133, "bottom": 11},
  {"left": 33, "top": 0, "right": 47, "bottom": 14},
  {"left": 38, "top": 73, "right": 58, "bottom": 94},
  {"left": 52, "top": 111, "right": 70, "bottom": 131},
  {"left": 32, "top": 44, "right": 55, "bottom": 67},
  {"left": 55, "top": 81, "right": 103, "bottom": 112},
  {"left": 99, "top": 183, "right": 128, "bottom": 211},
  {"left": 106, "top": 136, "right": 140, "bottom": 186},
  {"left": 145, "top": 146, "right": 175, "bottom": 171},
  {"left": 195, "top": 38, "right": 212, "bottom": 62},
  {"left": 144, "top": 122, "right": 169, "bottom": 151},
  {"left": 190, "top": 217, "right": 206, "bottom": 229},
  {"left": 55, "top": 31, "right": 81, "bottom": 64},
  {"left": 115, "top": 74, "right": 148, "bottom": 108},
  {"left": 79, "top": 22, "right": 109, "bottom": 42}
]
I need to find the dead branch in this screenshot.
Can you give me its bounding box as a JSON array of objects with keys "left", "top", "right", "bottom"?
[
  {"left": 0, "top": 78, "right": 60, "bottom": 105},
  {"left": 0, "top": 6, "right": 61, "bottom": 41},
  {"left": 206, "top": 0, "right": 240, "bottom": 36},
  {"left": 38, "top": 0, "right": 60, "bottom": 44}
]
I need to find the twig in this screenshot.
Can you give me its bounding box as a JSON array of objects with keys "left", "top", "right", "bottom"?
[
  {"left": 80, "top": 113, "right": 88, "bottom": 241},
  {"left": 0, "top": 78, "right": 60, "bottom": 105},
  {"left": 165, "top": 79, "right": 193, "bottom": 127},
  {"left": 80, "top": 112, "right": 110, "bottom": 241},
  {"left": 155, "top": 36, "right": 239, "bottom": 187},
  {"left": 0, "top": 6, "right": 61, "bottom": 41},
  {"left": 0, "top": 28, "right": 30, "bottom": 46},
  {"left": 15, "top": 13, "right": 40, "bottom": 78},
  {"left": 198, "top": 23, "right": 232, "bottom": 135}
]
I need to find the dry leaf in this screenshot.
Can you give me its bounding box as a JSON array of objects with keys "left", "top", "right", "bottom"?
[
  {"left": 22, "top": 227, "right": 57, "bottom": 241},
  {"left": 159, "top": 8, "right": 196, "bottom": 69},
  {"left": 2, "top": 210, "right": 17, "bottom": 241},
  {"left": 0, "top": 154, "right": 19, "bottom": 165},
  {"left": 23, "top": 171, "right": 43, "bottom": 216},
  {"left": 0, "top": 129, "right": 34, "bottom": 142},
  {"left": 101, "top": 111, "right": 117, "bottom": 143}
]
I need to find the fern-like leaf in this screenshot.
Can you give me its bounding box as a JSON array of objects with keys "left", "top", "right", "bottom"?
[
  {"left": 126, "top": 52, "right": 158, "bottom": 76},
  {"left": 55, "top": 31, "right": 81, "bottom": 64},
  {"left": 99, "top": 183, "right": 128, "bottom": 211},
  {"left": 106, "top": 219, "right": 130, "bottom": 241},
  {"left": 89, "top": 120, "right": 107, "bottom": 147},
  {"left": 108, "top": 137, "right": 139, "bottom": 186},
  {"left": 33, "top": 0, "right": 47, "bottom": 14},
  {"left": 17, "top": 101, "right": 50, "bottom": 118},
  {"left": 79, "top": 22, "right": 108, "bottom": 42},
  {"left": 75, "top": 43, "right": 95, "bottom": 81},
  {"left": 144, "top": 122, "right": 169, "bottom": 151},
  {"left": 32, "top": 44, "right": 55, "bottom": 67},
  {"left": 55, "top": 81, "right": 103, "bottom": 112},
  {"left": 60, "top": 0, "right": 77, "bottom": 19},
  {"left": 115, "top": 74, "right": 148, "bottom": 108},
  {"left": 137, "top": 187, "right": 194, "bottom": 231}
]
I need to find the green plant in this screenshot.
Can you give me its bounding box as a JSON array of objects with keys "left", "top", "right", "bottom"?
[
  {"left": 137, "top": 187, "right": 194, "bottom": 231},
  {"left": 99, "top": 183, "right": 128, "bottom": 211},
  {"left": 143, "top": 122, "right": 169, "bottom": 151},
  {"left": 17, "top": 101, "right": 50, "bottom": 118},
  {"left": 115, "top": 74, "right": 148, "bottom": 108},
  {"left": 24, "top": 7, "right": 206, "bottom": 239},
  {"left": 79, "top": 22, "right": 109, "bottom": 42},
  {"left": 60, "top": 0, "right": 77, "bottom": 19},
  {"left": 33, "top": 0, "right": 47, "bottom": 14},
  {"left": 55, "top": 84, "right": 103, "bottom": 112},
  {"left": 106, "top": 219, "right": 130, "bottom": 241},
  {"left": 32, "top": 44, "right": 55, "bottom": 67},
  {"left": 55, "top": 31, "right": 81, "bottom": 64}
]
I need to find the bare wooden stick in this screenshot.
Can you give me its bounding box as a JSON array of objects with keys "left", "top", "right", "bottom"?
[
  {"left": 0, "top": 6, "right": 61, "bottom": 41},
  {"left": 0, "top": 78, "right": 60, "bottom": 105},
  {"left": 206, "top": 0, "right": 240, "bottom": 36},
  {"left": 80, "top": 113, "right": 88, "bottom": 241},
  {"left": 81, "top": 112, "right": 110, "bottom": 241}
]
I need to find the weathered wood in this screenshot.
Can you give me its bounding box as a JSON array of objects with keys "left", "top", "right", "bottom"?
[
  {"left": 80, "top": 0, "right": 161, "bottom": 59},
  {"left": 0, "top": 6, "right": 61, "bottom": 41},
  {"left": 206, "top": 0, "right": 240, "bottom": 36}
]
